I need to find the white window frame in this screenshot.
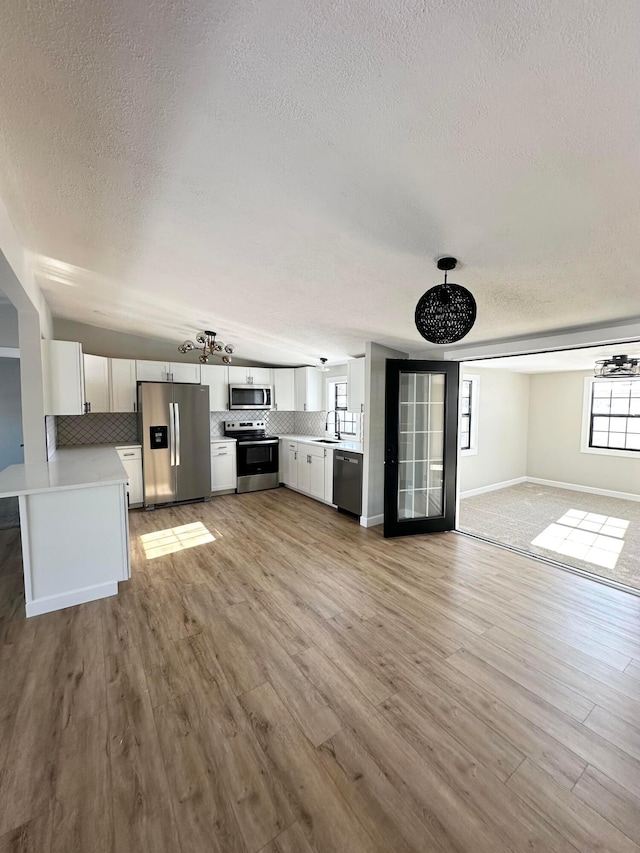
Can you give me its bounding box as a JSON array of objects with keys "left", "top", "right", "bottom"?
[
  {"left": 460, "top": 374, "right": 479, "bottom": 456},
  {"left": 326, "top": 376, "right": 360, "bottom": 439},
  {"left": 580, "top": 376, "right": 640, "bottom": 458}
]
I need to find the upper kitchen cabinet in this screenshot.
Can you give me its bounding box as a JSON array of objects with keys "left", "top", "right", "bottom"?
[
  {"left": 228, "top": 366, "right": 273, "bottom": 385},
  {"left": 200, "top": 364, "right": 229, "bottom": 411},
  {"left": 295, "top": 366, "right": 323, "bottom": 411},
  {"left": 273, "top": 368, "right": 295, "bottom": 411},
  {"left": 42, "top": 340, "right": 86, "bottom": 416},
  {"left": 83, "top": 354, "right": 110, "bottom": 413},
  {"left": 347, "top": 357, "right": 366, "bottom": 412},
  {"left": 170, "top": 362, "right": 201, "bottom": 383},
  {"left": 86, "top": 356, "right": 137, "bottom": 413},
  {"left": 136, "top": 361, "right": 200, "bottom": 383},
  {"left": 110, "top": 358, "right": 137, "bottom": 412}
]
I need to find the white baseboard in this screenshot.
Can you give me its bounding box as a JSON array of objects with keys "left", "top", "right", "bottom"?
[
  {"left": 460, "top": 477, "right": 527, "bottom": 499},
  {"left": 360, "top": 513, "right": 383, "bottom": 528},
  {"left": 526, "top": 477, "right": 640, "bottom": 503},
  {"left": 461, "top": 475, "right": 640, "bottom": 504},
  {"left": 26, "top": 581, "right": 119, "bottom": 618}
]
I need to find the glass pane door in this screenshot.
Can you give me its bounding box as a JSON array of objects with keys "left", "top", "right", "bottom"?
[
  {"left": 384, "top": 360, "right": 459, "bottom": 537},
  {"left": 398, "top": 372, "right": 445, "bottom": 520}
]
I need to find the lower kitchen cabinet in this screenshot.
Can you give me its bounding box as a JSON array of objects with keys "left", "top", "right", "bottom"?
[
  {"left": 211, "top": 440, "right": 237, "bottom": 493},
  {"left": 116, "top": 445, "right": 143, "bottom": 507},
  {"left": 297, "top": 445, "right": 325, "bottom": 499},
  {"left": 279, "top": 440, "right": 334, "bottom": 504},
  {"left": 280, "top": 440, "right": 298, "bottom": 487}
]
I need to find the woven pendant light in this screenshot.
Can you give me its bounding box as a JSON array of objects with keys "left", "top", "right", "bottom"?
[{"left": 415, "top": 257, "right": 477, "bottom": 345}]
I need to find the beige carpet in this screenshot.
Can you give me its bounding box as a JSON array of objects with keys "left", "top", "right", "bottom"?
[{"left": 458, "top": 482, "right": 640, "bottom": 591}]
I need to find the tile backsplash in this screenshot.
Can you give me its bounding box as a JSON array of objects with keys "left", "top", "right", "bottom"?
[
  {"left": 210, "top": 410, "right": 363, "bottom": 439},
  {"left": 57, "top": 410, "right": 363, "bottom": 446},
  {"left": 294, "top": 411, "right": 327, "bottom": 436},
  {"left": 56, "top": 413, "right": 139, "bottom": 446},
  {"left": 209, "top": 410, "right": 296, "bottom": 438}
]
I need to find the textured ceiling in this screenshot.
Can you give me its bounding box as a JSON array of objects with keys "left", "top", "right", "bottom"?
[
  {"left": 1, "top": 1, "right": 640, "bottom": 365},
  {"left": 466, "top": 341, "right": 640, "bottom": 373}
]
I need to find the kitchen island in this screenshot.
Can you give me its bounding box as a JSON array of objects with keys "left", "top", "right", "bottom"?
[{"left": 0, "top": 446, "right": 130, "bottom": 616}]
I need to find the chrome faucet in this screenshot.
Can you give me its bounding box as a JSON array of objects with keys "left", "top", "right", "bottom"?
[{"left": 325, "top": 409, "right": 341, "bottom": 440}]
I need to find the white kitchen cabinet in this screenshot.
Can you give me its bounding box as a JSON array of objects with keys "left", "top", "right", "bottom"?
[
  {"left": 250, "top": 367, "right": 272, "bottom": 385},
  {"left": 228, "top": 366, "right": 273, "bottom": 385},
  {"left": 136, "top": 360, "right": 169, "bottom": 382},
  {"left": 347, "top": 357, "right": 366, "bottom": 413},
  {"left": 42, "top": 340, "right": 85, "bottom": 416},
  {"left": 116, "top": 445, "right": 143, "bottom": 507},
  {"left": 201, "top": 364, "right": 229, "bottom": 411},
  {"left": 228, "top": 366, "right": 246, "bottom": 384},
  {"left": 170, "top": 362, "right": 201, "bottom": 383},
  {"left": 273, "top": 368, "right": 295, "bottom": 411},
  {"left": 280, "top": 440, "right": 298, "bottom": 487},
  {"left": 109, "top": 358, "right": 137, "bottom": 412},
  {"left": 294, "top": 367, "right": 323, "bottom": 411},
  {"left": 83, "top": 354, "right": 110, "bottom": 413},
  {"left": 210, "top": 440, "right": 237, "bottom": 492},
  {"left": 136, "top": 360, "right": 200, "bottom": 383},
  {"left": 296, "top": 444, "right": 325, "bottom": 499},
  {"left": 324, "top": 447, "right": 334, "bottom": 504},
  {"left": 308, "top": 450, "right": 325, "bottom": 500}
]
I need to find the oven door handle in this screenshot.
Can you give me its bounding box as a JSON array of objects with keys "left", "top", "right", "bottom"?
[{"left": 238, "top": 439, "right": 279, "bottom": 446}]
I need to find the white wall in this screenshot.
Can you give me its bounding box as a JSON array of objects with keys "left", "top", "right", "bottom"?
[
  {"left": 527, "top": 370, "right": 640, "bottom": 496},
  {"left": 0, "top": 302, "right": 19, "bottom": 348},
  {"left": 0, "top": 196, "right": 52, "bottom": 463},
  {"left": 362, "top": 341, "right": 408, "bottom": 524},
  {"left": 54, "top": 318, "right": 274, "bottom": 367},
  {"left": 459, "top": 367, "right": 530, "bottom": 493},
  {"left": 0, "top": 358, "right": 23, "bottom": 470}
]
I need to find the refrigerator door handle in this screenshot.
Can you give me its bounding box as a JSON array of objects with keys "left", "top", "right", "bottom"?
[
  {"left": 169, "top": 402, "right": 176, "bottom": 467},
  {"left": 174, "top": 402, "right": 181, "bottom": 467}
]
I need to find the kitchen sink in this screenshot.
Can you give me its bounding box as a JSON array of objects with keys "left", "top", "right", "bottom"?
[{"left": 313, "top": 439, "right": 341, "bottom": 444}]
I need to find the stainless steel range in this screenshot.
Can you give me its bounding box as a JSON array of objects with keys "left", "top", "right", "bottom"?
[{"left": 224, "top": 420, "right": 280, "bottom": 493}]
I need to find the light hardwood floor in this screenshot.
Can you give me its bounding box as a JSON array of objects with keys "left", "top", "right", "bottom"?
[{"left": 2, "top": 486, "right": 640, "bottom": 852}]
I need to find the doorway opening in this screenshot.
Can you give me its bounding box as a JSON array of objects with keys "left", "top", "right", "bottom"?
[
  {"left": 456, "top": 342, "right": 640, "bottom": 592},
  {"left": 0, "top": 291, "right": 22, "bottom": 529}
]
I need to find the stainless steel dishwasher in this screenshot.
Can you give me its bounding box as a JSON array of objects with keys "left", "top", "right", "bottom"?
[{"left": 333, "top": 450, "right": 363, "bottom": 516}]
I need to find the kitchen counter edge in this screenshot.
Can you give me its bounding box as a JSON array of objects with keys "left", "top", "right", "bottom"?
[
  {"left": 0, "top": 446, "right": 129, "bottom": 498},
  {"left": 278, "top": 435, "right": 364, "bottom": 454}
]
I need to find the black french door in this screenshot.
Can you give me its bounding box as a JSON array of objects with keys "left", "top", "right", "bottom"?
[{"left": 384, "top": 360, "right": 460, "bottom": 538}]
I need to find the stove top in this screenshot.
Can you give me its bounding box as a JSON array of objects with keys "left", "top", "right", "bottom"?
[{"left": 223, "top": 420, "right": 279, "bottom": 441}]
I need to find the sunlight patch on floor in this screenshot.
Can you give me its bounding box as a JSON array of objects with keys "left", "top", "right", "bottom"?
[
  {"left": 140, "top": 521, "right": 215, "bottom": 559},
  {"left": 531, "top": 509, "right": 628, "bottom": 569}
]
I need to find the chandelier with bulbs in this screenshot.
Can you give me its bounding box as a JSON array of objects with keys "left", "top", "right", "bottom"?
[{"left": 178, "top": 330, "right": 235, "bottom": 364}]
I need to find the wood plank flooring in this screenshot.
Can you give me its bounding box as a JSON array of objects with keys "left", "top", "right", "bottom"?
[{"left": 2, "top": 486, "right": 640, "bottom": 852}]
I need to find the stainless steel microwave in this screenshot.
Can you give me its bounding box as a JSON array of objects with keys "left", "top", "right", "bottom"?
[{"left": 229, "top": 384, "right": 273, "bottom": 410}]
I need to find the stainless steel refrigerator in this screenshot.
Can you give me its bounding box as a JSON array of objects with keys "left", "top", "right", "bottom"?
[{"left": 139, "top": 382, "right": 211, "bottom": 508}]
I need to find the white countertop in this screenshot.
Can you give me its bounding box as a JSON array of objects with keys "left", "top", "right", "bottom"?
[
  {"left": 210, "top": 436, "right": 237, "bottom": 443},
  {"left": 278, "top": 434, "right": 364, "bottom": 454},
  {"left": 0, "top": 446, "right": 129, "bottom": 498}
]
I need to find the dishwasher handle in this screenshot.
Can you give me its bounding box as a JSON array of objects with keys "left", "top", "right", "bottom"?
[{"left": 335, "top": 454, "right": 359, "bottom": 463}]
